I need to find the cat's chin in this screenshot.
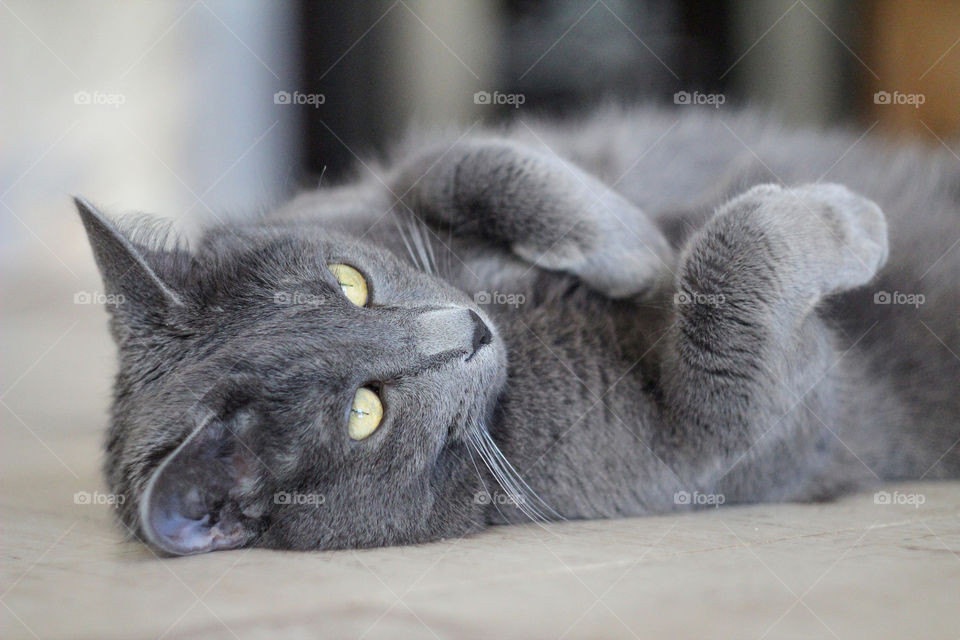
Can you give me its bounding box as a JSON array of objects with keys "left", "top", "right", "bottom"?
[
  {"left": 464, "top": 334, "right": 507, "bottom": 387},
  {"left": 439, "top": 337, "right": 508, "bottom": 443}
]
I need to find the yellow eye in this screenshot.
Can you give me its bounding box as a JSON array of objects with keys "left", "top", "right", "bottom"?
[
  {"left": 348, "top": 387, "right": 383, "bottom": 440},
  {"left": 328, "top": 263, "right": 368, "bottom": 307}
]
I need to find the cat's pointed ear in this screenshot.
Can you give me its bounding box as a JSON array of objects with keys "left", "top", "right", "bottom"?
[
  {"left": 139, "top": 416, "right": 262, "bottom": 556},
  {"left": 73, "top": 196, "right": 184, "bottom": 314}
]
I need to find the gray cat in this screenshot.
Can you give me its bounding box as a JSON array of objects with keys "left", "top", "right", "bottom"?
[{"left": 76, "top": 106, "right": 959, "bottom": 555}]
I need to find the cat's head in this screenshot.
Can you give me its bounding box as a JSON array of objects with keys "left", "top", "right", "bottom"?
[{"left": 76, "top": 198, "right": 508, "bottom": 555}]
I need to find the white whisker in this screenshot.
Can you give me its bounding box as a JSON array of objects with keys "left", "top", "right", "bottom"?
[
  {"left": 394, "top": 216, "right": 427, "bottom": 274},
  {"left": 466, "top": 421, "right": 564, "bottom": 524},
  {"left": 480, "top": 429, "right": 562, "bottom": 520},
  {"left": 408, "top": 216, "right": 437, "bottom": 275},
  {"left": 464, "top": 435, "right": 523, "bottom": 524},
  {"left": 393, "top": 214, "right": 439, "bottom": 276}
]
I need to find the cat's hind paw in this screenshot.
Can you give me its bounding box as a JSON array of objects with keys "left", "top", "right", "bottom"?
[
  {"left": 787, "top": 183, "right": 888, "bottom": 292},
  {"left": 718, "top": 182, "right": 889, "bottom": 298}
]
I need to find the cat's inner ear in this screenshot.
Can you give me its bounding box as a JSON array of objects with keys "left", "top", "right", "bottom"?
[
  {"left": 139, "top": 415, "right": 262, "bottom": 556},
  {"left": 73, "top": 197, "right": 184, "bottom": 313}
]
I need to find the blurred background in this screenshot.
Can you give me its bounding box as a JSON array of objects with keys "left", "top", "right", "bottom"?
[
  {"left": 1, "top": 0, "right": 958, "bottom": 370},
  {"left": 2, "top": 0, "right": 959, "bottom": 284}
]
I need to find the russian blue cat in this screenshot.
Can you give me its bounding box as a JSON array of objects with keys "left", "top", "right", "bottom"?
[{"left": 77, "top": 107, "right": 960, "bottom": 555}]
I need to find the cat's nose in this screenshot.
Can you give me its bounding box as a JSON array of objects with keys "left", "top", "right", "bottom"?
[
  {"left": 468, "top": 310, "right": 492, "bottom": 357},
  {"left": 415, "top": 307, "right": 491, "bottom": 359}
]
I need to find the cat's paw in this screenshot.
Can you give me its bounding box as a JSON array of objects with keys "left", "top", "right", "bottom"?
[
  {"left": 723, "top": 182, "right": 888, "bottom": 297},
  {"left": 514, "top": 230, "right": 670, "bottom": 298},
  {"left": 513, "top": 193, "right": 674, "bottom": 299},
  {"left": 786, "top": 183, "right": 888, "bottom": 292},
  {"left": 573, "top": 229, "right": 673, "bottom": 298}
]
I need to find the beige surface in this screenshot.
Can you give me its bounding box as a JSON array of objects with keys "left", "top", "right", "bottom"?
[{"left": 1, "top": 278, "right": 959, "bottom": 640}]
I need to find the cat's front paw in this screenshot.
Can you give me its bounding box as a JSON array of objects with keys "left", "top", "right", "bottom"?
[
  {"left": 573, "top": 230, "right": 673, "bottom": 298},
  {"left": 513, "top": 195, "right": 674, "bottom": 299}
]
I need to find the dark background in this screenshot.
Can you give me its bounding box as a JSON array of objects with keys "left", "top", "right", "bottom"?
[
  {"left": 296, "top": 0, "right": 959, "bottom": 181},
  {"left": 2, "top": 0, "right": 957, "bottom": 280}
]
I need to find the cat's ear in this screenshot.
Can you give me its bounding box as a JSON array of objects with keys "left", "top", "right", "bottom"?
[
  {"left": 139, "top": 415, "right": 262, "bottom": 555},
  {"left": 73, "top": 197, "right": 184, "bottom": 317}
]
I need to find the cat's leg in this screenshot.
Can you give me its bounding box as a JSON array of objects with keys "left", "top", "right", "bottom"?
[
  {"left": 390, "top": 139, "right": 673, "bottom": 298},
  {"left": 656, "top": 183, "right": 888, "bottom": 492}
]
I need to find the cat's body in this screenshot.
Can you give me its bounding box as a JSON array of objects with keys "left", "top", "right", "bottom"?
[{"left": 78, "top": 106, "right": 960, "bottom": 554}]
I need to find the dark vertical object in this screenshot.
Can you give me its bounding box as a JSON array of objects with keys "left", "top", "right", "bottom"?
[
  {"left": 503, "top": 0, "right": 683, "bottom": 113},
  {"left": 296, "top": 0, "right": 740, "bottom": 180},
  {"left": 298, "top": 0, "right": 396, "bottom": 182},
  {"left": 501, "top": 0, "right": 736, "bottom": 114},
  {"left": 676, "top": 0, "right": 733, "bottom": 95}
]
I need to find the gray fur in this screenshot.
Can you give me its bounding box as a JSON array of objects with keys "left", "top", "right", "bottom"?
[{"left": 77, "top": 105, "right": 960, "bottom": 555}]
